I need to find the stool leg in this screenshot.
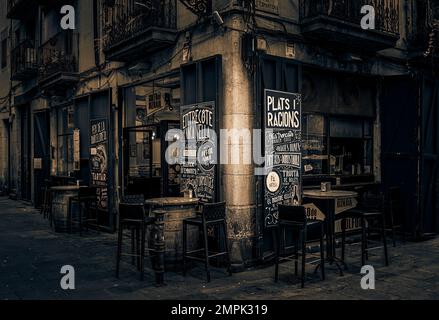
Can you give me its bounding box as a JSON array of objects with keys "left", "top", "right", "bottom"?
[
  {"left": 365, "top": 221, "right": 369, "bottom": 261},
  {"left": 41, "top": 188, "right": 47, "bottom": 216},
  {"left": 273, "top": 227, "right": 280, "bottom": 283},
  {"left": 361, "top": 217, "right": 367, "bottom": 267},
  {"left": 222, "top": 222, "right": 232, "bottom": 276},
  {"left": 183, "top": 221, "right": 187, "bottom": 277},
  {"left": 49, "top": 193, "right": 53, "bottom": 228},
  {"left": 79, "top": 203, "right": 83, "bottom": 237},
  {"left": 68, "top": 198, "right": 73, "bottom": 234},
  {"left": 341, "top": 219, "right": 346, "bottom": 264},
  {"left": 382, "top": 215, "right": 389, "bottom": 266},
  {"left": 202, "top": 224, "right": 211, "bottom": 283},
  {"left": 116, "top": 223, "right": 123, "bottom": 278},
  {"left": 136, "top": 228, "right": 141, "bottom": 271},
  {"left": 294, "top": 235, "right": 299, "bottom": 276},
  {"left": 131, "top": 228, "right": 135, "bottom": 266},
  {"left": 301, "top": 228, "right": 307, "bottom": 289},
  {"left": 140, "top": 223, "right": 146, "bottom": 281},
  {"left": 320, "top": 223, "right": 325, "bottom": 281}
]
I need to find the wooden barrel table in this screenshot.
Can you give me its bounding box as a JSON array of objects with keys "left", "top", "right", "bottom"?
[
  {"left": 50, "top": 186, "right": 80, "bottom": 233},
  {"left": 145, "top": 197, "right": 200, "bottom": 271}
]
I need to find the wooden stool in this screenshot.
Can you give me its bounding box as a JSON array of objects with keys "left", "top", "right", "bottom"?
[
  {"left": 68, "top": 186, "right": 98, "bottom": 236},
  {"left": 340, "top": 193, "right": 389, "bottom": 267},
  {"left": 116, "top": 201, "right": 156, "bottom": 281},
  {"left": 182, "top": 202, "right": 232, "bottom": 282},
  {"left": 274, "top": 205, "right": 325, "bottom": 288}
]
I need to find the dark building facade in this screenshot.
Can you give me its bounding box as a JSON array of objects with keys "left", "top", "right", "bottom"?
[{"left": 0, "top": 0, "right": 438, "bottom": 268}]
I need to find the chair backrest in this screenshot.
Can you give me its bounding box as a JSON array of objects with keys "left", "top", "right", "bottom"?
[
  {"left": 202, "top": 202, "right": 226, "bottom": 222},
  {"left": 278, "top": 205, "right": 307, "bottom": 224},
  {"left": 122, "top": 194, "right": 145, "bottom": 204},
  {"left": 78, "top": 186, "right": 98, "bottom": 198},
  {"left": 119, "top": 203, "right": 145, "bottom": 221},
  {"left": 359, "top": 189, "right": 385, "bottom": 211}
]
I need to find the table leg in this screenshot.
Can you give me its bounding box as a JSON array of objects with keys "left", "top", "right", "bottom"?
[
  {"left": 152, "top": 210, "right": 166, "bottom": 286},
  {"left": 326, "top": 199, "right": 345, "bottom": 275}
]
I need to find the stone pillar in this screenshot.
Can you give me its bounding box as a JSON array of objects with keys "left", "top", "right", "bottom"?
[{"left": 221, "top": 21, "right": 257, "bottom": 270}]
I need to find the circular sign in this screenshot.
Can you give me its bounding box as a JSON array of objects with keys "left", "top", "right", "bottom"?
[
  {"left": 266, "top": 171, "right": 281, "bottom": 193},
  {"left": 198, "top": 141, "right": 215, "bottom": 172}
]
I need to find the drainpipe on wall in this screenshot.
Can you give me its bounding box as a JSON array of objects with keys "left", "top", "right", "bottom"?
[
  {"left": 93, "top": 0, "right": 100, "bottom": 67},
  {"left": 7, "top": 18, "right": 13, "bottom": 196}
]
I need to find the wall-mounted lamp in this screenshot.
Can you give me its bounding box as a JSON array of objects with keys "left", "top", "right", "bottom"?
[{"left": 213, "top": 11, "right": 224, "bottom": 26}]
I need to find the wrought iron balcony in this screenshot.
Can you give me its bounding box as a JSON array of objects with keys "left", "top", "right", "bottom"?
[
  {"left": 38, "top": 31, "right": 79, "bottom": 90},
  {"left": 7, "top": 0, "right": 38, "bottom": 19},
  {"left": 300, "top": 0, "right": 400, "bottom": 51},
  {"left": 103, "top": 0, "right": 178, "bottom": 61},
  {"left": 35, "top": 0, "right": 71, "bottom": 6},
  {"left": 11, "top": 40, "right": 38, "bottom": 81},
  {"left": 408, "top": 0, "right": 439, "bottom": 63}
]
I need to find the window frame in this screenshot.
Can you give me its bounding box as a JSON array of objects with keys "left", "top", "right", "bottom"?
[
  {"left": 302, "top": 113, "right": 375, "bottom": 179},
  {"left": 54, "top": 105, "right": 75, "bottom": 177}
]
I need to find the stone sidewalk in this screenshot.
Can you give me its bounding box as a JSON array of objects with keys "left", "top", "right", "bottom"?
[{"left": 0, "top": 197, "right": 438, "bottom": 300}]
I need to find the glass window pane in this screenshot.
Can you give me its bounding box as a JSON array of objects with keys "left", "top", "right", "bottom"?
[
  {"left": 330, "top": 118, "right": 363, "bottom": 138},
  {"left": 303, "top": 114, "right": 328, "bottom": 175},
  {"left": 364, "top": 120, "right": 373, "bottom": 137},
  {"left": 329, "top": 138, "right": 365, "bottom": 175}
]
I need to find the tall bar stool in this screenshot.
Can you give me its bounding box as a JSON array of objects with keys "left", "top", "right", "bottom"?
[
  {"left": 273, "top": 205, "right": 325, "bottom": 288},
  {"left": 386, "top": 187, "right": 406, "bottom": 247},
  {"left": 182, "top": 202, "right": 232, "bottom": 282},
  {"left": 122, "top": 194, "right": 147, "bottom": 268},
  {"left": 68, "top": 186, "right": 98, "bottom": 236},
  {"left": 340, "top": 192, "right": 389, "bottom": 267},
  {"left": 116, "top": 200, "right": 156, "bottom": 281},
  {"left": 41, "top": 179, "right": 52, "bottom": 220}
]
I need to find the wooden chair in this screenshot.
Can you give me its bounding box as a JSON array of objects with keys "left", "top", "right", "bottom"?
[
  {"left": 386, "top": 187, "right": 406, "bottom": 247},
  {"left": 182, "top": 202, "right": 232, "bottom": 282},
  {"left": 116, "top": 201, "right": 156, "bottom": 281},
  {"left": 340, "top": 191, "right": 389, "bottom": 267},
  {"left": 68, "top": 186, "right": 98, "bottom": 236},
  {"left": 273, "top": 205, "right": 325, "bottom": 288}
]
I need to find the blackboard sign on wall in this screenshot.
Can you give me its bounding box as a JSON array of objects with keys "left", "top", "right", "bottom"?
[
  {"left": 90, "top": 119, "right": 108, "bottom": 211},
  {"left": 264, "top": 90, "right": 302, "bottom": 227},
  {"left": 180, "top": 102, "right": 216, "bottom": 203}
]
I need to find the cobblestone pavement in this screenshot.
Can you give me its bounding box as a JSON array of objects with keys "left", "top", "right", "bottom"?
[{"left": 1, "top": 197, "right": 438, "bottom": 300}]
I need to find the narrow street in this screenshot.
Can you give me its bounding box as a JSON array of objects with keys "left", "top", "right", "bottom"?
[{"left": 1, "top": 197, "right": 438, "bottom": 300}]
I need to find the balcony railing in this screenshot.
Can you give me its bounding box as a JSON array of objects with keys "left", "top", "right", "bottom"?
[
  {"left": 11, "top": 40, "right": 38, "bottom": 81},
  {"left": 38, "top": 31, "right": 79, "bottom": 86},
  {"left": 300, "top": 0, "right": 400, "bottom": 35},
  {"left": 103, "top": 0, "right": 177, "bottom": 60}
]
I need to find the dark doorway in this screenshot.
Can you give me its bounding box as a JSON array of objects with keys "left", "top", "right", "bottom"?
[
  {"left": 33, "top": 110, "right": 50, "bottom": 208},
  {"left": 420, "top": 76, "right": 439, "bottom": 234},
  {"left": 74, "top": 96, "right": 90, "bottom": 186},
  {"left": 122, "top": 121, "right": 180, "bottom": 199},
  {"left": 20, "top": 106, "right": 31, "bottom": 201},
  {"left": 380, "top": 76, "right": 419, "bottom": 237}
]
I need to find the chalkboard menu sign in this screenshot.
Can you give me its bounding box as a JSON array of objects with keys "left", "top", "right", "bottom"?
[
  {"left": 180, "top": 102, "right": 216, "bottom": 203},
  {"left": 264, "top": 90, "right": 302, "bottom": 227},
  {"left": 90, "top": 119, "right": 108, "bottom": 211}
]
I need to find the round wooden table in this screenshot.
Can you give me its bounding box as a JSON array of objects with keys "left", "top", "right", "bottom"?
[
  {"left": 145, "top": 197, "right": 200, "bottom": 278},
  {"left": 303, "top": 190, "right": 358, "bottom": 275},
  {"left": 50, "top": 186, "right": 81, "bottom": 233}
]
